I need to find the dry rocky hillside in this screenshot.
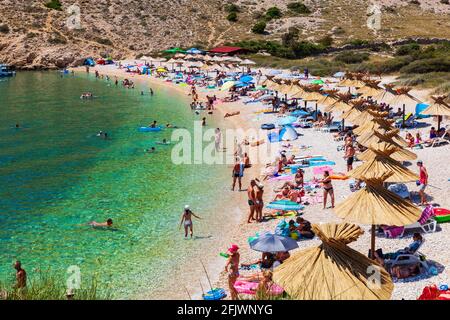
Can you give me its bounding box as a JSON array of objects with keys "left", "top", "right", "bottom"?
[{"left": 0, "top": 0, "right": 449, "bottom": 69}]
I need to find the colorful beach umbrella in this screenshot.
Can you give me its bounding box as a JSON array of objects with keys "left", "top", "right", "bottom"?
[
  {"left": 273, "top": 223, "right": 394, "bottom": 300},
  {"left": 220, "top": 81, "right": 235, "bottom": 91},
  {"left": 249, "top": 233, "right": 299, "bottom": 253}
]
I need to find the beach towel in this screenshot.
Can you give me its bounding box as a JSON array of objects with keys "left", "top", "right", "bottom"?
[
  {"left": 234, "top": 280, "right": 284, "bottom": 296},
  {"left": 313, "top": 166, "right": 333, "bottom": 175}
]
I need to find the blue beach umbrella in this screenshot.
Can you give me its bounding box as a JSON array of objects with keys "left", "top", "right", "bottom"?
[
  {"left": 266, "top": 200, "right": 304, "bottom": 211},
  {"left": 277, "top": 116, "right": 297, "bottom": 126},
  {"left": 249, "top": 232, "right": 299, "bottom": 253},
  {"left": 240, "top": 75, "right": 254, "bottom": 83}
]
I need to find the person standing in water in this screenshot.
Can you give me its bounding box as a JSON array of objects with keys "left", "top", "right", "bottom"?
[
  {"left": 215, "top": 128, "right": 222, "bottom": 152},
  {"left": 231, "top": 157, "right": 244, "bottom": 191},
  {"left": 14, "top": 261, "right": 27, "bottom": 289},
  {"left": 179, "top": 205, "right": 201, "bottom": 238},
  {"left": 202, "top": 117, "right": 206, "bottom": 127},
  {"left": 150, "top": 88, "right": 154, "bottom": 96}
]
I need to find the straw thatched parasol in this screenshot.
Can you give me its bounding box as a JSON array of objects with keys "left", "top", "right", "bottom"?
[
  {"left": 356, "top": 126, "right": 408, "bottom": 148},
  {"left": 273, "top": 223, "right": 393, "bottom": 300},
  {"left": 371, "top": 84, "right": 397, "bottom": 103},
  {"left": 240, "top": 58, "right": 256, "bottom": 65},
  {"left": 335, "top": 175, "right": 421, "bottom": 226},
  {"left": 348, "top": 143, "right": 419, "bottom": 183},
  {"left": 421, "top": 95, "right": 450, "bottom": 130},
  {"left": 352, "top": 116, "right": 395, "bottom": 136},
  {"left": 358, "top": 141, "right": 417, "bottom": 162}
]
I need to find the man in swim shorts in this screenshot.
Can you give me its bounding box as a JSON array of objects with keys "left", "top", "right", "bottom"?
[
  {"left": 231, "top": 157, "right": 244, "bottom": 191},
  {"left": 179, "top": 205, "right": 201, "bottom": 238}
]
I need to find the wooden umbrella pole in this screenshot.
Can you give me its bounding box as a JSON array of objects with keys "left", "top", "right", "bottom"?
[
  {"left": 438, "top": 115, "right": 442, "bottom": 131},
  {"left": 315, "top": 102, "right": 318, "bottom": 121},
  {"left": 402, "top": 104, "right": 406, "bottom": 128},
  {"left": 371, "top": 224, "right": 376, "bottom": 260}
]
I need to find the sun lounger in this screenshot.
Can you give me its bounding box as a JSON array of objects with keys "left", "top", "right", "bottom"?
[
  {"left": 383, "top": 206, "right": 437, "bottom": 238},
  {"left": 384, "top": 240, "right": 429, "bottom": 270}
]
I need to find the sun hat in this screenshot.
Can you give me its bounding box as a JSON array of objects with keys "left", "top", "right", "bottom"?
[{"left": 227, "top": 244, "right": 239, "bottom": 254}]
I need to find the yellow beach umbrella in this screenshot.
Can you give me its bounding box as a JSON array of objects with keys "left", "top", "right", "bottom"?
[
  {"left": 273, "top": 223, "right": 393, "bottom": 300},
  {"left": 353, "top": 117, "right": 395, "bottom": 136}
]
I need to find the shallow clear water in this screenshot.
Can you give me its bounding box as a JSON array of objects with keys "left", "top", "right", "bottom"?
[{"left": 0, "top": 72, "right": 232, "bottom": 298}]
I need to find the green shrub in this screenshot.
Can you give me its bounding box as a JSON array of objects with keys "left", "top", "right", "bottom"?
[
  {"left": 0, "top": 271, "right": 109, "bottom": 300},
  {"left": 287, "top": 2, "right": 311, "bottom": 14},
  {"left": 0, "top": 24, "right": 9, "bottom": 33},
  {"left": 334, "top": 52, "right": 370, "bottom": 64},
  {"left": 400, "top": 57, "right": 450, "bottom": 74},
  {"left": 225, "top": 4, "right": 240, "bottom": 13},
  {"left": 318, "top": 35, "right": 333, "bottom": 47},
  {"left": 395, "top": 43, "right": 421, "bottom": 56},
  {"left": 252, "top": 21, "right": 267, "bottom": 34},
  {"left": 266, "top": 7, "right": 282, "bottom": 20},
  {"left": 291, "top": 41, "right": 326, "bottom": 58},
  {"left": 227, "top": 12, "right": 238, "bottom": 22},
  {"left": 45, "top": 0, "right": 62, "bottom": 11}
]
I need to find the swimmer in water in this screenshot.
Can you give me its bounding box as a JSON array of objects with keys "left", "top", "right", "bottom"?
[
  {"left": 89, "top": 218, "right": 113, "bottom": 228},
  {"left": 149, "top": 120, "right": 157, "bottom": 128},
  {"left": 150, "top": 88, "right": 154, "bottom": 96},
  {"left": 15, "top": 123, "right": 20, "bottom": 128},
  {"left": 145, "top": 147, "right": 156, "bottom": 153}
]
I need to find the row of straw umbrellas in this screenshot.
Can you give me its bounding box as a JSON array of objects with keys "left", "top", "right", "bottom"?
[
  {"left": 262, "top": 73, "right": 450, "bottom": 300},
  {"left": 263, "top": 73, "right": 450, "bottom": 129}
]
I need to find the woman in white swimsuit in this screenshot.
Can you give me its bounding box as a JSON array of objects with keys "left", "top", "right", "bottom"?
[{"left": 179, "top": 205, "right": 201, "bottom": 238}]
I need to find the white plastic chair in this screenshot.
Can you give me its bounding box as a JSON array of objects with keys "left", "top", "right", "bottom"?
[{"left": 400, "top": 219, "right": 437, "bottom": 237}]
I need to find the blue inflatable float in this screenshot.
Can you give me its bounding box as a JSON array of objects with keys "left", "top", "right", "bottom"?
[{"left": 138, "top": 126, "right": 162, "bottom": 132}]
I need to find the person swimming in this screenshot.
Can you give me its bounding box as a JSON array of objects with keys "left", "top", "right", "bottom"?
[
  {"left": 97, "top": 131, "right": 108, "bottom": 139},
  {"left": 149, "top": 121, "right": 157, "bottom": 128},
  {"left": 89, "top": 218, "right": 113, "bottom": 228},
  {"left": 145, "top": 147, "right": 156, "bottom": 153}
]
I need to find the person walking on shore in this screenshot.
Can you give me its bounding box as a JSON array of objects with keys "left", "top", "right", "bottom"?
[
  {"left": 417, "top": 160, "right": 428, "bottom": 205},
  {"left": 247, "top": 180, "right": 257, "bottom": 223},
  {"left": 224, "top": 244, "right": 240, "bottom": 300},
  {"left": 231, "top": 157, "right": 244, "bottom": 191},
  {"left": 179, "top": 205, "right": 201, "bottom": 238}
]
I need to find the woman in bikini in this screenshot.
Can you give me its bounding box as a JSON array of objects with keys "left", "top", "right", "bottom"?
[
  {"left": 254, "top": 180, "right": 264, "bottom": 222},
  {"left": 225, "top": 245, "right": 240, "bottom": 300},
  {"left": 294, "top": 169, "right": 304, "bottom": 188},
  {"left": 320, "top": 171, "right": 335, "bottom": 209},
  {"left": 179, "top": 205, "right": 201, "bottom": 238}
]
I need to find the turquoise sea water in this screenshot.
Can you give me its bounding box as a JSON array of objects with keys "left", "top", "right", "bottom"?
[{"left": 0, "top": 72, "right": 233, "bottom": 298}]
